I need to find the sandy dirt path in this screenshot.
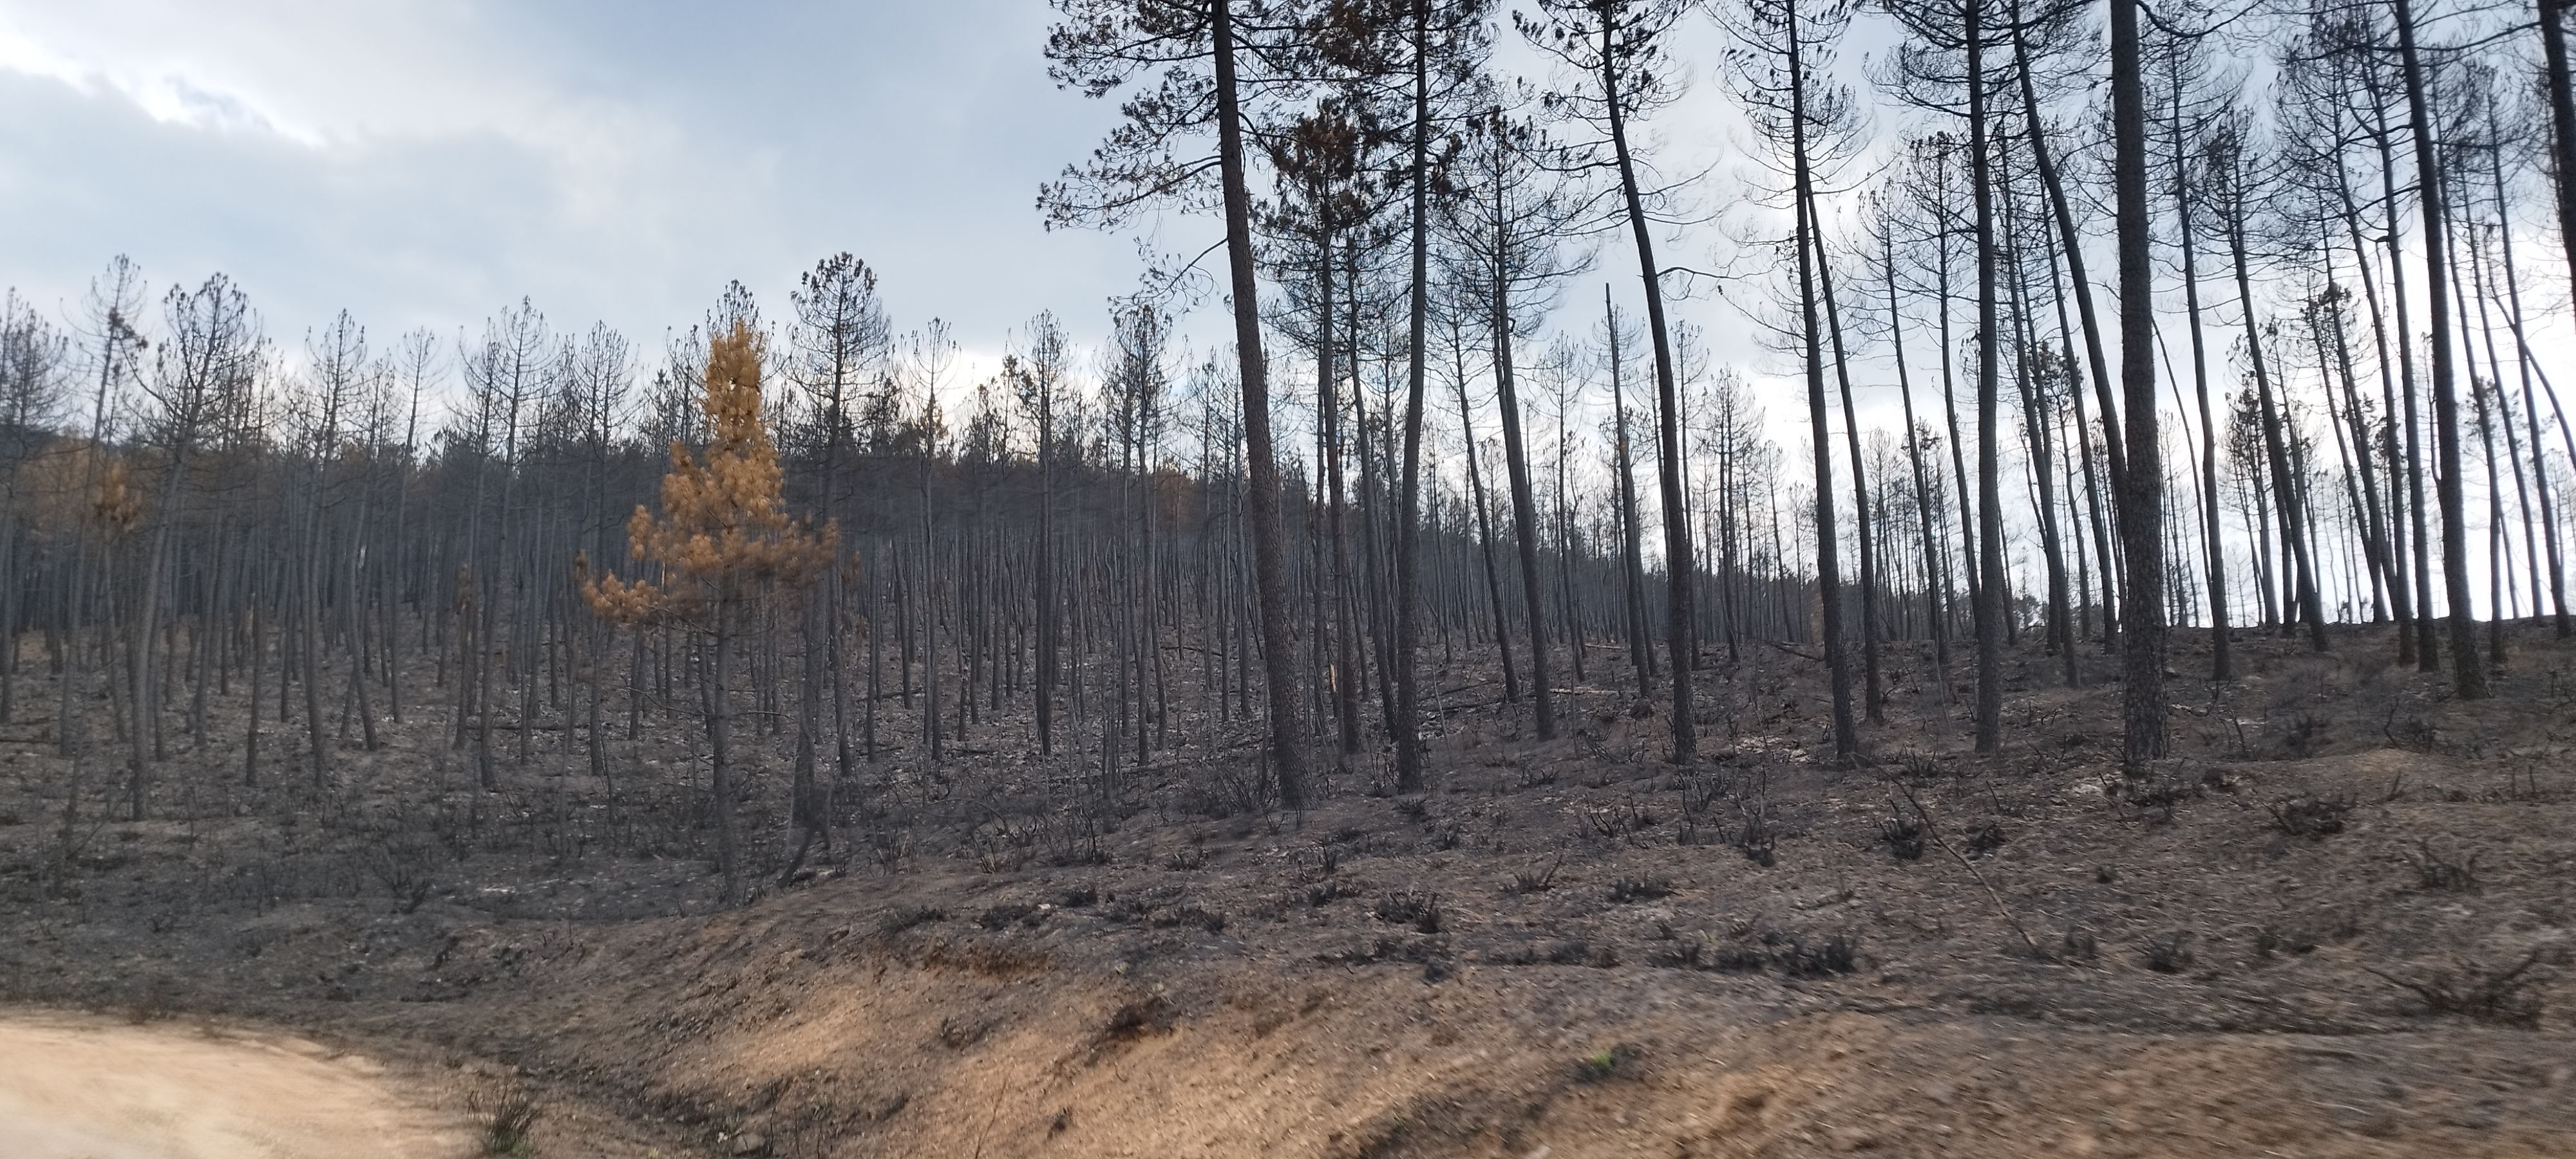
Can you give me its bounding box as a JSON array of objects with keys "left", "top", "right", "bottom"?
[{"left": 0, "top": 1012, "right": 475, "bottom": 1159}]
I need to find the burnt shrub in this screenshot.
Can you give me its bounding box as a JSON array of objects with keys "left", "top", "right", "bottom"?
[
  {"left": 881, "top": 905, "right": 945, "bottom": 933},
  {"left": 1533, "top": 939, "right": 1616, "bottom": 967},
  {"left": 1374, "top": 890, "right": 1444, "bottom": 934},
  {"left": 1779, "top": 934, "right": 1858, "bottom": 979},
  {"left": 2120, "top": 777, "right": 2190, "bottom": 824},
  {"left": 2369, "top": 952, "right": 2550, "bottom": 1028},
  {"left": 2141, "top": 930, "right": 2195, "bottom": 974},
  {"left": 1583, "top": 802, "right": 1656, "bottom": 840},
  {"left": 2401, "top": 840, "right": 2479, "bottom": 892},
  {"left": 365, "top": 840, "right": 439, "bottom": 914},
  {"left": 1651, "top": 936, "right": 1766, "bottom": 974},
  {"left": 1880, "top": 811, "right": 1925, "bottom": 861},
  {"left": 1506, "top": 855, "right": 1562, "bottom": 896},
  {"left": 1153, "top": 904, "right": 1229, "bottom": 934},
  {"left": 1735, "top": 809, "right": 1777, "bottom": 868},
  {"left": 2267, "top": 794, "right": 2353, "bottom": 839},
  {"left": 1608, "top": 876, "right": 1672, "bottom": 903},
  {"left": 979, "top": 902, "right": 1039, "bottom": 930},
  {"left": 1100, "top": 995, "right": 1175, "bottom": 1041},
  {"left": 2275, "top": 711, "right": 2330, "bottom": 759},
  {"left": 2253, "top": 926, "right": 2316, "bottom": 959},
  {"left": 2382, "top": 704, "right": 2440, "bottom": 752}
]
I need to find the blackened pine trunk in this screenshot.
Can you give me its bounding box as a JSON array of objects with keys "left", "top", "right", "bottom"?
[
  {"left": 2322, "top": 274, "right": 2396, "bottom": 621},
  {"left": 2540, "top": 0, "right": 2576, "bottom": 357},
  {"left": 2487, "top": 135, "right": 2572, "bottom": 636},
  {"left": 303, "top": 489, "right": 332, "bottom": 787},
  {"left": 1491, "top": 231, "right": 1555, "bottom": 738},
  {"left": 2005, "top": 207, "right": 2076, "bottom": 687},
  {"left": 2012, "top": 15, "right": 2125, "bottom": 516},
  {"left": 708, "top": 603, "right": 740, "bottom": 904},
  {"left": 1394, "top": 0, "right": 1431, "bottom": 792},
  {"left": 2392, "top": 0, "right": 2485, "bottom": 696},
  {"left": 1608, "top": 289, "right": 1653, "bottom": 698},
  {"left": 2174, "top": 80, "right": 2231, "bottom": 681},
  {"left": 1600, "top": 18, "right": 1694, "bottom": 760},
  {"left": 1787, "top": 10, "right": 1858, "bottom": 758},
  {"left": 2369, "top": 93, "right": 2441, "bottom": 670},
  {"left": 1969, "top": 0, "right": 2007, "bottom": 755},
  {"left": 1814, "top": 206, "right": 1885, "bottom": 723},
  {"left": 2472, "top": 379, "right": 2510, "bottom": 659},
  {"left": 2335, "top": 172, "right": 2417, "bottom": 654},
  {"left": 2470, "top": 194, "right": 2545, "bottom": 636},
  {"left": 781, "top": 592, "right": 830, "bottom": 885},
  {"left": 128, "top": 452, "right": 189, "bottom": 818},
  {"left": 1321, "top": 254, "right": 1362, "bottom": 759},
  {"left": 2452, "top": 191, "right": 2514, "bottom": 659},
  {"left": 1214, "top": 0, "right": 1310, "bottom": 803},
  {"left": 1936, "top": 200, "right": 1981, "bottom": 624},
  {"left": 866, "top": 543, "right": 882, "bottom": 762},
  {"left": 1555, "top": 388, "right": 1584, "bottom": 686},
  {"left": 346, "top": 498, "right": 379, "bottom": 751},
  {"left": 2040, "top": 219, "right": 2119, "bottom": 645},
  {"left": 1451, "top": 326, "right": 1519, "bottom": 703},
  {"left": 244, "top": 590, "right": 264, "bottom": 786},
  {"left": 1035, "top": 388, "right": 1056, "bottom": 757},
  {"left": 1350, "top": 353, "right": 1399, "bottom": 739},
  {"left": 2228, "top": 213, "right": 2328, "bottom": 649},
  {"left": 1885, "top": 227, "right": 1954, "bottom": 683}
]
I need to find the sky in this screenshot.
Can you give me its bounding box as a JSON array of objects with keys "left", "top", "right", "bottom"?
[
  {"left": 0, "top": 0, "right": 1807, "bottom": 397},
  {"left": 0, "top": 0, "right": 1156, "bottom": 384}
]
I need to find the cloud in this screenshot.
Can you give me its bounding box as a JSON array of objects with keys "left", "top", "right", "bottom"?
[{"left": 0, "top": 0, "right": 1136, "bottom": 403}]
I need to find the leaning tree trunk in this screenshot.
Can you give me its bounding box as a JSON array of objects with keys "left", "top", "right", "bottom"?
[
  {"left": 2174, "top": 84, "right": 2232, "bottom": 682},
  {"left": 1490, "top": 238, "right": 1556, "bottom": 739},
  {"left": 2228, "top": 213, "right": 2329, "bottom": 650},
  {"left": 1884, "top": 227, "right": 1955, "bottom": 686},
  {"left": 1451, "top": 325, "right": 1519, "bottom": 704},
  {"left": 1213, "top": 0, "right": 1310, "bottom": 804},
  {"left": 1815, "top": 207, "right": 1886, "bottom": 723},
  {"left": 2539, "top": 0, "right": 2576, "bottom": 359},
  {"left": 1600, "top": 20, "right": 1696, "bottom": 760},
  {"left": 1793, "top": 141, "right": 1858, "bottom": 760}
]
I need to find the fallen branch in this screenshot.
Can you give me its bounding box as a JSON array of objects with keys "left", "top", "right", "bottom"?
[
  {"left": 1762, "top": 639, "right": 1823, "bottom": 663},
  {"left": 1898, "top": 782, "right": 2042, "bottom": 959}
]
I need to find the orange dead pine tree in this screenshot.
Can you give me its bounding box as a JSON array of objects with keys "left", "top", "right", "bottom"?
[{"left": 583, "top": 320, "right": 832, "bottom": 903}]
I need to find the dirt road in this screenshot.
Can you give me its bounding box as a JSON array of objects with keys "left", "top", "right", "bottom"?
[{"left": 0, "top": 1012, "right": 473, "bottom": 1159}]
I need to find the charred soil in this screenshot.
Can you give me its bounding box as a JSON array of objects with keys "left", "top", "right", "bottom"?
[{"left": 3, "top": 625, "right": 2573, "bottom": 1157}]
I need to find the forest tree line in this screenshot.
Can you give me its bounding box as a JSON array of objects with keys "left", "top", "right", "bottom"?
[{"left": 3, "top": 0, "right": 2573, "bottom": 896}]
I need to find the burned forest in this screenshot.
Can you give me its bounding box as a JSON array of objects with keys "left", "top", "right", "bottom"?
[{"left": 1, "top": 0, "right": 2573, "bottom": 1156}]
